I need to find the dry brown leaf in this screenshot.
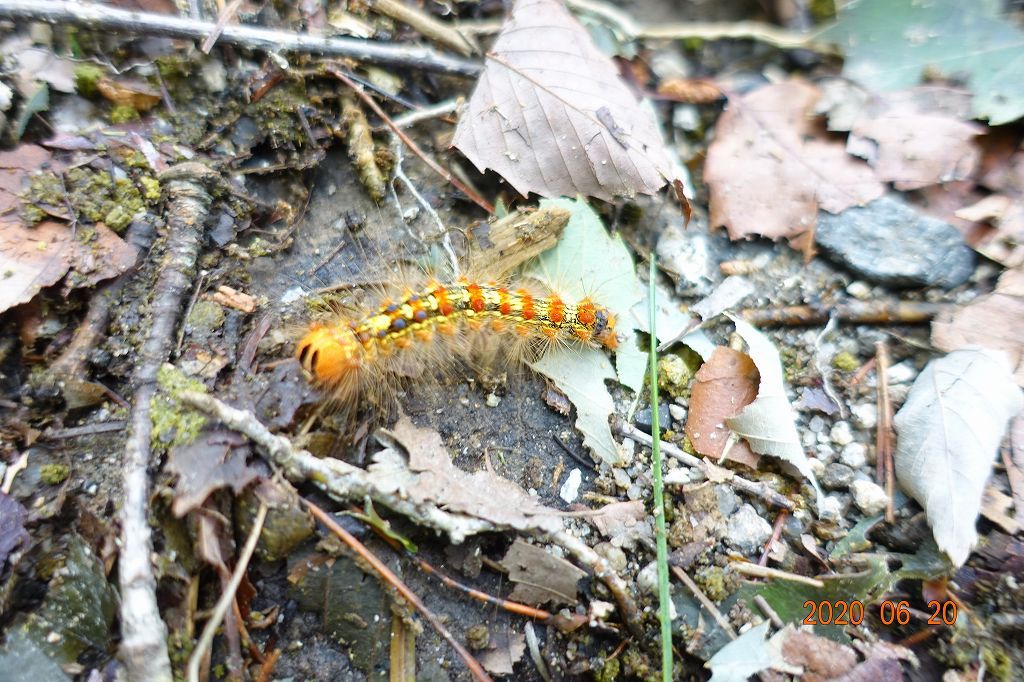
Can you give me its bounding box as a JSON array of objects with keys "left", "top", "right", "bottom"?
[
  {"left": 956, "top": 194, "right": 1024, "bottom": 268},
  {"left": 781, "top": 629, "right": 858, "bottom": 682},
  {"left": 372, "top": 415, "right": 563, "bottom": 534},
  {"left": 590, "top": 500, "right": 649, "bottom": 550},
  {"left": 499, "top": 538, "right": 585, "bottom": 606},
  {"left": 685, "top": 346, "right": 761, "bottom": 468},
  {"left": 166, "top": 430, "right": 262, "bottom": 516},
  {"left": 477, "top": 629, "right": 526, "bottom": 676},
  {"left": 0, "top": 144, "right": 52, "bottom": 216},
  {"left": 452, "top": 0, "right": 673, "bottom": 201},
  {"left": 705, "top": 80, "right": 884, "bottom": 243},
  {"left": 847, "top": 89, "right": 982, "bottom": 190},
  {"left": 932, "top": 267, "right": 1024, "bottom": 385},
  {"left": 95, "top": 77, "right": 161, "bottom": 112}
]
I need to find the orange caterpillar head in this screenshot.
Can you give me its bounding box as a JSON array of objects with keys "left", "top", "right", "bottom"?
[{"left": 296, "top": 323, "right": 364, "bottom": 389}]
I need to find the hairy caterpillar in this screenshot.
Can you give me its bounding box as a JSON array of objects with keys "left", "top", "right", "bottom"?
[
  {"left": 296, "top": 275, "right": 618, "bottom": 406},
  {"left": 293, "top": 206, "right": 623, "bottom": 407}
]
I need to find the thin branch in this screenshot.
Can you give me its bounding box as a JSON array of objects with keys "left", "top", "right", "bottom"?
[
  {"left": 671, "top": 566, "right": 736, "bottom": 639},
  {"left": 731, "top": 561, "right": 825, "bottom": 587},
  {"left": 305, "top": 500, "right": 494, "bottom": 682},
  {"left": 740, "top": 300, "right": 944, "bottom": 327},
  {"left": 615, "top": 419, "right": 795, "bottom": 511},
  {"left": 187, "top": 503, "right": 268, "bottom": 682},
  {"left": 875, "top": 341, "right": 896, "bottom": 523},
  {"left": 0, "top": 0, "right": 482, "bottom": 76},
  {"left": 120, "top": 162, "right": 219, "bottom": 682}
]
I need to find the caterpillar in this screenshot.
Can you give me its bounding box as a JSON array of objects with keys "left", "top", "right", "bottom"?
[{"left": 296, "top": 275, "right": 619, "bottom": 407}]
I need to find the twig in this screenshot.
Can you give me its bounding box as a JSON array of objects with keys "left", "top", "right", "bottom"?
[
  {"left": 187, "top": 503, "right": 268, "bottom": 682},
  {"left": 671, "top": 566, "right": 736, "bottom": 639},
  {"left": 731, "top": 562, "right": 825, "bottom": 588},
  {"left": 178, "top": 391, "right": 644, "bottom": 640},
  {"left": 120, "top": 163, "right": 219, "bottom": 682},
  {"left": 388, "top": 98, "right": 460, "bottom": 129},
  {"left": 740, "top": 301, "right": 944, "bottom": 327},
  {"left": 758, "top": 510, "right": 787, "bottom": 567},
  {"left": 42, "top": 421, "right": 127, "bottom": 440},
  {"left": 365, "top": 0, "right": 478, "bottom": 56},
  {"left": 38, "top": 219, "right": 156, "bottom": 404},
  {"left": 874, "top": 341, "right": 895, "bottom": 523},
  {"left": 200, "top": 0, "right": 242, "bottom": 54},
  {"left": 524, "top": 622, "right": 553, "bottom": 682},
  {"left": 328, "top": 67, "right": 495, "bottom": 214},
  {"left": 753, "top": 595, "right": 784, "bottom": 629},
  {"left": 0, "top": 0, "right": 482, "bottom": 76},
  {"left": 305, "top": 500, "right": 494, "bottom": 682},
  {"left": 615, "top": 419, "right": 795, "bottom": 511}
]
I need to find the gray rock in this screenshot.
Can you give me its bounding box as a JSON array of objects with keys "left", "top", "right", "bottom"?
[
  {"left": 851, "top": 480, "right": 888, "bottom": 515},
  {"left": 840, "top": 443, "right": 868, "bottom": 469},
  {"left": 635, "top": 402, "right": 671, "bottom": 434},
  {"left": 830, "top": 421, "right": 853, "bottom": 446},
  {"left": 725, "top": 504, "right": 772, "bottom": 554},
  {"left": 822, "top": 463, "right": 855, "bottom": 490},
  {"left": 816, "top": 197, "right": 975, "bottom": 288}
]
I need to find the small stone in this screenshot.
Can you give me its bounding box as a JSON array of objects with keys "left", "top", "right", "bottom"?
[
  {"left": 816, "top": 196, "right": 976, "bottom": 288},
  {"left": 714, "top": 485, "right": 740, "bottom": 517},
  {"left": 617, "top": 438, "right": 636, "bottom": 466},
  {"left": 850, "top": 403, "right": 878, "bottom": 430},
  {"left": 559, "top": 468, "right": 582, "bottom": 503},
  {"left": 830, "top": 421, "right": 854, "bottom": 446},
  {"left": 817, "top": 495, "right": 844, "bottom": 523},
  {"left": 663, "top": 468, "right": 696, "bottom": 485},
  {"left": 822, "top": 463, "right": 855, "bottom": 490},
  {"left": 635, "top": 402, "right": 671, "bottom": 434},
  {"left": 851, "top": 480, "right": 888, "bottom": 515},
  {"left": 201, "top": 58, "right": 227, "bottom": 92},
  {"left": 840, "top": 443, "right": 868, "bottom": 469},
  {"left": 668, "top": 404, "right": 687, "bottom": 424},
  {"left": 725, "top": 504, "right": 772, "bottom": 554},
  {"left": 846, "top": 281, "right": 871, "bottom": 299},
  {"left": 886, "top": 361, "right": 917, "bottom": 385},
  {"left": 808, "top": 457, "right": 826, "bottom": 478},
  {"left": 485, "top": 393, "right": 501, "bottom": 407},
  {"left": 595, "top": 542, "right": 628, "bottom": 573},
  {"left": 637, "top": 561, "right": 660, "bottom": 594},
  {"left": 466, "top": 624, "right": 490, "bottom": 651},
  {"left": 626, "top": 484, "right": 644, "bottom": 501},
  {"left": 612, "top": 468, "right": 631, "bottom": 490}
]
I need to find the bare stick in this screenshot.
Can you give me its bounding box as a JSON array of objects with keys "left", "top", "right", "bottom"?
[
  {"left": 120, "top": 163, "right": 219, "bottom": 682},
  {"left": 307, "top": 500, "right": 494, "bottom": 682},
  {"left": 187, "top": 503, "right": 268, "bottom": 682},
  {"left": 366, "top": 0, "right": 478, "bottom": 56},
  {"left": 615, "top": 419, "right": 795, "bottom": 511},
  {"left": 0, "top": 0, "right": 482, "bottom": 76},
  {"left": 740, "top": 301, "right": 944, "bottom": 327},
  {"left": 731, "top": 562, "right": 825, "bottom": 588},
  {"left": 671, "top": 565, "right": 736, "bottom": 639},
  {"left": 875, "top": 341, "right": 896, "bottom": 523}
]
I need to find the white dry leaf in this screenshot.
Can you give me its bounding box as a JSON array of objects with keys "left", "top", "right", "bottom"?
[
  {"left": 893, "top": 347, "right": 1024, "bottom": 566},
  {"left": 725, "top": 315, "right": 824, "bottom": 502},
  {"left": 451, "top": 0, "right": 674, "bottom": 200},
  {"left": 532, "top": 346, "right": 621, "bottom": 465},
  {"left": 706, "top": 620, "right": 786, "bottom": 682}
]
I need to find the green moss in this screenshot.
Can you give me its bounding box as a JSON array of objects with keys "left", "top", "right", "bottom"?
[
  {"left": 139, "top": 176, "right": 161, "bottom": 201},
  {"left": 695, "top": 565, "right": 730, "bottom": 602},
  {"left": 831, "top": 351, "right": 859, "bottom": 372},
  {"left": 109, "top": 104, "right": 140, "bottom": 123},
  {"left": 186, "top": 300, "right": 226, "bottom": 333},
  {"left": 74, "top": 64, "right": 105, "bottom": 97},
  {"left": 150, "top": 364, "right": 207, "bottom": 449},
  {"left": 593, "top": 654, "right": 621, "bottom": 682},
  {"left": 39, "top": 463, "right": 71, "bottom": 485},
  {"left": 982, "top": 646, "right": 1012, "bottom": 682}
]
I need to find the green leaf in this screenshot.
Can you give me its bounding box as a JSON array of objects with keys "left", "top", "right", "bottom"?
[{"left": 821, "top": 0, "right": 1024, "bottom": 123}]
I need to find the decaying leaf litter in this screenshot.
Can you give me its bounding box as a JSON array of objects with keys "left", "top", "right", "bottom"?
[{"left": 1, "top": 0, "right": 1024, "bottom": 680}]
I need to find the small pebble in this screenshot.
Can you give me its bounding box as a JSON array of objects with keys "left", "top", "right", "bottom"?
[
  {"left": 725, "top": 504, "right": 772, "bottom": 554},
  {"left": 830, "top": 421, "right": 853, "bottom": 446},
  {"left": 817, "top": 495, "right": 844, "bottom": 523},
  {"left": 822, "top": 463, "right": 855, "bottom": 490},
  {"left": 485, "top": 393, "right": 501, "bottom": 407},
  {"left": 808, "top": 415, "right": 827, "bottom": 433},
  {"left": 559, "top": 468, "right": 582, "bottom": 503},
  {"left": 850, "top": 403, "right": 878, "bottom": 430},
  {"left": 668, "top": 404, "right": 687, "bottom": 424},
  {"left": 612, "top": 468, "right": 631, "bottom": 490},
  {"left": 626, "top": 484, "right": 644, "bottom": 501},
  {"left": 886, "top": 361, "right": 918, "bottom": 385},
  {"left": 851, "top": 480, "right": 888, "bottom": 515},
  {"left": 595, "top": 542, "right": 628, "bottom": 573},
  {"left": 635, "top": 402, "right": 671, "bottom": 434},
  {"left": 808, "top": 457, "right": 826, "bottom": 478},
  {"left": 846, "top": 281, "right": 871, "bottom": 299},
  {"left": 840, "top": 442, "right": 868, "bottom": 469},
  {"left": 637, "top": 561, "right": 660, "bottom": 594}
]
